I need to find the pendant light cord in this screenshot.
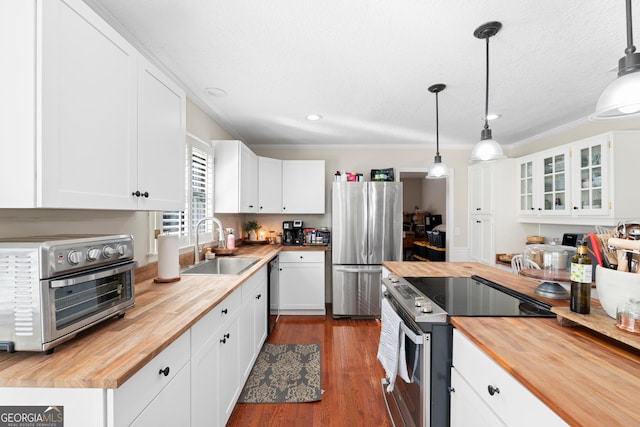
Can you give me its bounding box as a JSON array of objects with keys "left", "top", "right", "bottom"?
[
  {"left": 435, "top": 91, "right": 440, "bottom": 156},
  {"left": 484, "top": 36, "right": 490, "bottom": 131},
  {"left": 626, "top": 0, "right": 636, "bottom": 55}
]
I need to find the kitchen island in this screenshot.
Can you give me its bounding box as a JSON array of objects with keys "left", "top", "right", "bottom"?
[{"left": 383, "top": 261, "right": 640, "bottom": 427}]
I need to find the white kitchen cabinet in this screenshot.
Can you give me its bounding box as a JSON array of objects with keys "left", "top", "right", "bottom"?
[
  {"left": 0, "top": 0, "right": 185, "bottom": 210},
  {"left": 517, "top": 131, "right": 640, "bottom": 225},
  {"left": 516, "top": 147, "right": 571, "bottom": 218},
  {"left": 282, "top": 160, "right": 326, "bottom": 214},
  {"left": 214, "top": 140, "right": 259, "bottom": 213},
  {"left": 451, "top": 367, "right": 506, "bottom": 427},
  {"left": 258, "top": 156, "right": 283, "bottom": 213},
  {"left": 279, "top": 251, "right": 325, "bottom": 314},
  {"left": 109, "top": 331, "right": 191, "bottom": 427},
  {"left": 239, "top": 266, "right": 268, "bottom": 380},
  {"left": 451, "top": 329, "right": 568, "bottom": 427},
  {"left": 468, "top": 159, "right": 524, "bottom": 266},
  {"left": 191, "top": 287, "right": 242, "bottom": 427},
  {"left": 135, "top": 56, "right": 186, "bottom": 211}
]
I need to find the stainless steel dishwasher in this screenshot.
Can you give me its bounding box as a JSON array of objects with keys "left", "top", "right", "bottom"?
[{"left": 268, "top": 255, "right": 279, "bottom": 335}]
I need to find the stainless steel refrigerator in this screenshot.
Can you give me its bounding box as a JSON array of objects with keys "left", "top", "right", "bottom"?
[{"left": 332, "top": 181, "right": 403, "bottom": 318}]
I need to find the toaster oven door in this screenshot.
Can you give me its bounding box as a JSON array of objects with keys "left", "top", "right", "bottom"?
[{"left": 42, "top": 261, "right": 136, "bottom": 351}]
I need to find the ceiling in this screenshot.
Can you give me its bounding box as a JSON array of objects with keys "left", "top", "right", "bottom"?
[{"left": 88, "top": 0, "right": 631, "bottom": 149}]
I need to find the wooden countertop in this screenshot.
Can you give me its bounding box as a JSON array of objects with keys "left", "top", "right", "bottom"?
[
  {"left": 0, "top": 245, "right": 281, "bottom": 389},
  {"left": 383, "top": 261, "right": 640, "bottom": 427}
]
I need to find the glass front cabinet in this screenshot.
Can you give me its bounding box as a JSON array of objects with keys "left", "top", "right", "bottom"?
[
  {"left": 517, "top": 131, "right": 638, "bottom": 225},
  {"left": 517, "top": 147, "right": 570, "bottom": 218}
]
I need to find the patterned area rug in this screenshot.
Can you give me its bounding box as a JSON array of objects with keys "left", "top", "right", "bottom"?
[{"left": 238, "top": 343, "right": 322, "bottom": 403}]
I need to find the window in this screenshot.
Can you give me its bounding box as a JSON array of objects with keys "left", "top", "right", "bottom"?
[{"left": 154, "top": 134, "right": 214, "bottom": 250}]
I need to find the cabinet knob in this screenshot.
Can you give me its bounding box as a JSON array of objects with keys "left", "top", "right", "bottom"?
[
  {"left": 131, "top": 191, "right": 149, "bottom": 198},
  {"left": 476, "top": 207, "right": 481, "bottom": 211},
  {"left": 487, "top": 385, "right": 500, "bottom": 396},
  {"left": 221, "top": 308, "right": 228, "bottom": 314},
  {"left": 248, "top": 205, "right": 254, "bottom": 208},
  {"left": 132, "top": 191, "right": 140, "bottom": 197},
  {"left": 448, "top": 386, "right": 456, "bottom": 394},
  {"left": 159, "top": 367, "right": 170, "bottom": 377},
  {"left": 476, "top": 220, "right": 481, "bottom": 224},
  {"left": 573, "top": 206, "right": 579, "bottom": 210},
  {"left": 142, "top": 191, "right": 149, "bottom": 198},
  {"left": 283, "top": 207, "right": 286, "bottom": 210},
  {"left": 256, "top": 294, "right": 262, "bottom": 299},
  {"left": 220, "top": 332, "right": 230, "bottom": 344}
]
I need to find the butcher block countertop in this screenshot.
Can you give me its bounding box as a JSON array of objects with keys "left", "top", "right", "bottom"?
[
  {"left": 383, "top": 261, "right": 640, "bottom": 427},
  {"left": 0, "top": 244, "right": 281, "bottom": 389}
]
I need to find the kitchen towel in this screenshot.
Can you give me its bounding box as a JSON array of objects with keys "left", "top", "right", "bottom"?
[
  {"left": 377, "top": 298, "right": 404, "bottom": 392},
  {"left": 157, "top": 234, "right": 180, "bottom": 280}
]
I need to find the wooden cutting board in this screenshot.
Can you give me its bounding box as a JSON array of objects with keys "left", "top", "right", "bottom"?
[{"left": 551, "top": 305, "right": 640, "bottom": 351}]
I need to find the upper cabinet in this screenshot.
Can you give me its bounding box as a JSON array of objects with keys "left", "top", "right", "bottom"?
[
  {"left": 258, "top": 156, "right": 283, "bottom": 214},
  {"left": 516, "top": 147, "right": 571, "bottom": 218},
  {"left": 282, "top": 160, "right": 325, "bottom": 214},
  {"left": 214, "top": 143, "right": 325, "bottom": 214},
  {"left": 517, "top": 131, "right": 638, "bottom": 225},
  {"left": 0, "top": 0, "right": 186, "bottom": 210},
  {"left": 214, "top": 140, "right": 258, "bottom": 213}
]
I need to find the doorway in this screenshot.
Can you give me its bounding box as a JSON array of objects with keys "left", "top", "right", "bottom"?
[{"left": 397, "top": 168, "right": 453, "bottom": 261}]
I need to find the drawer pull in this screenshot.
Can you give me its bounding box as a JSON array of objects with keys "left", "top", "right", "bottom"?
[
  {"left": 159, "top": 367, "right": 170, "bottom": 377},
  {"left": 487, "top": 385, "right": 500, "bottom": 396}
]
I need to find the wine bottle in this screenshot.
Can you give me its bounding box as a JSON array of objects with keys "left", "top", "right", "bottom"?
[{"left": 570, "top": 241, "right": 592, "bottom": 314}]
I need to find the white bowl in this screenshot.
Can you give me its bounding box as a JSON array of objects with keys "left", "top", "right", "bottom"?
[{"left": 595, "top": 265, "right": 640, "bottom": 319}]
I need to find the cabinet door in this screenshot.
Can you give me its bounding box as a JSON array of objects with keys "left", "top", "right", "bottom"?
[
  {"left": 571, "top": 135, "right": 609, "bottom": 216},
  {"left": 136, "top": 57, "right": 186, "bottom": 211},
  {"left": 131, "top": 362, "right": 191, "bottom": 427},
  {"left": 280, "top": 263, "right": 325, "bottom": 311},
  {"left": 258, "top": 156, "right": 283, "bottom": 213},
  {"left": 451, "top": 368, "right": 506, "bottom": 427},
  {"left": 282, "top": 160, "right": 325, "bottom": 213},
  {"left": 470, "top": 216, "right": 494, "bottom": 265},
  {"left": 517, "top": 156, "right": 537, "bottom": 215},
  {"left": 469, "top": 163, "right": 494, "bottom": 214},
  {"left": 239, "top": 144, "right": 259, "bottom": 212},
  {"left": 40, "top": 0, "right": 138, "bottom": 209},
  {"left": 539, "top": 149, "right": 570, "bottom": 216},
  {"left": 219, "top": 316, "right": 241, "bottom": 425}
]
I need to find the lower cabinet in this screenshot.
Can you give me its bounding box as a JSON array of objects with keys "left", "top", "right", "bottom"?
[
  {"left": 451, "top": 329, "right": 568, "bottom": 427},
  {"left": 0, "top": 267, "right": 269, "bottom": 427},
  {"left": 279, "top": 251, "right": 325, "bottom": 314}
]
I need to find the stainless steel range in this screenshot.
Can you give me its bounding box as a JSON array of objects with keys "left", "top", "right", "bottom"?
[
  {"left": 0, "top": 234, "right": 137, "bottom": 353},
  {"left": 380, "top": 275, "right": 555, "bottom": 427}
]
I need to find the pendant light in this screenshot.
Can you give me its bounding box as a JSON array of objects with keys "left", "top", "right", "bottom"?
[
  {"left": 426, "top": 83, "right": 448, "bottom": 179},
  {"left": 470, "top": 21, "right": 505, "bottom": 162},
  {"left": 591, "top": 0, "right": 640, "bottom": 119}
]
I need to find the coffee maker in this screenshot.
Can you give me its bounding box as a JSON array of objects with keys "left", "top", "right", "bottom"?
[{"left": 283, "top": 220, "right": 304, "bottom": 245}]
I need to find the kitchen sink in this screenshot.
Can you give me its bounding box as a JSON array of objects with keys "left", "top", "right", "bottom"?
[{"left": 181, "top": 257, "right": 260, "bottom": 275}]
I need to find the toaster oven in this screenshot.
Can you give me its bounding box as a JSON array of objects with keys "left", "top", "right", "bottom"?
[{"left": 0, "top": 234, "right": 136, "bottom": 353}]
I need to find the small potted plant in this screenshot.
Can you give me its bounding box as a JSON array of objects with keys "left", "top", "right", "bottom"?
[{"left": 243, "top": 220, "right": 261, "bottom": 241}]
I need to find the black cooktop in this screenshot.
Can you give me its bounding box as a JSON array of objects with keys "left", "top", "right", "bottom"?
[{"left": 403, "top": 275, "right": 555, "bottom": 317}]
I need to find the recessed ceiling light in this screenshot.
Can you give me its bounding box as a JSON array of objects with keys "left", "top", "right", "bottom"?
[
  {"left": 486, "top": 113, "right": 502, "bottom": 121},
  {"left": 205, "top": 87, "right": 227, "bottom": 97},
  {"left": 306, "top": 114, "right": 323, "bottom": 121}
]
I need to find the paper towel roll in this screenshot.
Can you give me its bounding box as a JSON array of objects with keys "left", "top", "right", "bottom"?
[{"left": 157, "top": 234, "right": 180, "bottom": 280}]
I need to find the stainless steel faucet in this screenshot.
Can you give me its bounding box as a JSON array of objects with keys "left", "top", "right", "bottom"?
[{"left": 194, "top": 217, "right": 225, "bottom": 264}]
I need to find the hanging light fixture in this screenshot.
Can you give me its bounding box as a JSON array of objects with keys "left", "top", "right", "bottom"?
[
  {"left": 470, "top": 21, "right": 506, "bottom": 162},
  {"left": 426, "top": 83, "right": 448, "bottom": 179},
  {"left": 591, "top": 0, "right": 640, "bottom": 119}
]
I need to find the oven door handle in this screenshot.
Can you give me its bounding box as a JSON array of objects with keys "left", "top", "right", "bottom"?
[
  {"left": 335, "top": 267, "right": 380, "bottom": 274},
  {"left": 400, "top": 321, "right": 422, "bottom": 345},
  {"left": 50, "top": 262, "right": 137, "bottom": 288}
]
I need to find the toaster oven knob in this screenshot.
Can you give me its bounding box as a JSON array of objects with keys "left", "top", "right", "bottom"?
[
  {"left": 103, "top": 246, "right": 116, "bottom": 258},
  {"left": 87, "top": 248, "right": 101, "bottom": 261},
  {"left": 67, "top": 250, "right": 82, "bottom": 265}
]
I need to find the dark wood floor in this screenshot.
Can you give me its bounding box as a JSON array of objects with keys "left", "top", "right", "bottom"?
[{"left": 227, "top": 306, "right": 393, "bottom": 426}]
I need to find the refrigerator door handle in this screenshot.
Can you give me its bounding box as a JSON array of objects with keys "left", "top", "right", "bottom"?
[{"left": 335, "top": 267, "right": 380, "bottom": 274}]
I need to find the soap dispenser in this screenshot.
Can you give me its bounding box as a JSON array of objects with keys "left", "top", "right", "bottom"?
[{"left": 226, "top": 228, "right": 235, "bottom": 249}]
